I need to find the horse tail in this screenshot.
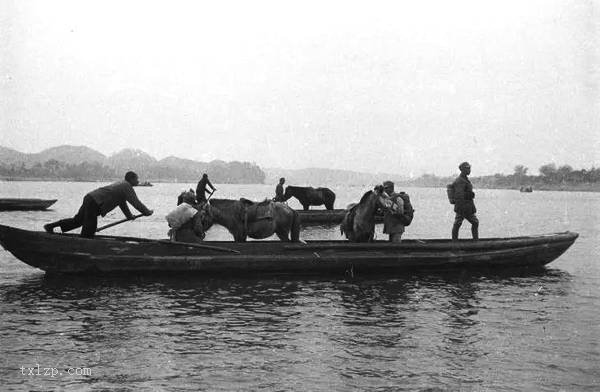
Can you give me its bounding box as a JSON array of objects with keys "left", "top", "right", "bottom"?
[
  {"left": 242, "top": 208, "right": 249, "bottom": 241},
  {"left": 290, "top": 209, "right": 301, "bottom": 242},
  {"left": 326, "top": 189, "right": 336, "bottom": 210}
]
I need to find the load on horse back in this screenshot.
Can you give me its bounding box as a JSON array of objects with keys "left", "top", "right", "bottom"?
[
  {"left": 283, "top": 186, "right": 336, "bottom": 210},
  {"left": 167, "top": 190, "right": 207, "bottom": 243},
  {"left": 199, "top": 198, "right": 301, "bottom": 242},
  {"left": 340, "top": 185, "right": 392, "bottom": 242}
]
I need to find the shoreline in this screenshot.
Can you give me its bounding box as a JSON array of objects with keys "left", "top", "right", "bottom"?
[{"left": 2, "top": 177, "right": 600, "bottom": 193}]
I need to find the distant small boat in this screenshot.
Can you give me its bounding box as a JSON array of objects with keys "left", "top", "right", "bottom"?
[
  {"left": 296, "top": 209, "right": 383, "bottom": 225},
  {"left": 520, "top": 186, "right": 533, "bottom": 193},
  {"left": 0, "top": 198, "right": 57, "bottom": 211},
  {"left": 138, "top": 181, "right": 153, "bottom": 187}
]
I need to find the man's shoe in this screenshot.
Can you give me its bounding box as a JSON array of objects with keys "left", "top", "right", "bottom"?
[{"left": 44, "top": 224, "right": 55, "bottom": 233}]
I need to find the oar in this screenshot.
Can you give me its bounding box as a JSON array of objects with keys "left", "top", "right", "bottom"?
[
  {"left": 156, "top": 239, "right": 240, "bottom": 253},
  {"left": 97, "top": 213, "right": 144, "bottom": 232},
  {"left": 206, "top": 189, "right": 216, "bottom": 202}
]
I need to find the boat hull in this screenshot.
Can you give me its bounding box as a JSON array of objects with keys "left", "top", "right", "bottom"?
[
  {"left": 296, "top": 209, "right": 382, "bottom": 225},
  {"left": 0, "top": 224, "right": 578, "bottom": 275},
  {"left": 0, "top": 198, "right": 57, "bottom": 211}
]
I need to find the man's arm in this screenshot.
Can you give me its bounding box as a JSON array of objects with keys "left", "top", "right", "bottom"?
[
  {"left": 207, "top": 179, "right": 216, "bottom": 191},
  {"left": 119, "top": 202, "right": 135, "bottom": 220},
  {"left": 124, "top": 185, "right": 153, "bottom": 216}
]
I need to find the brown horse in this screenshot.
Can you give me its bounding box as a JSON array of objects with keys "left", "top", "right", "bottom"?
[
  {"left": 199, "top": 198, "right": 301, "bottom": 242},
  {"left": 340, "top": 185, "right": 392, "bottom": 242},
  {"left": 283, "top": 186, "right": 336, "bottom": 210}
]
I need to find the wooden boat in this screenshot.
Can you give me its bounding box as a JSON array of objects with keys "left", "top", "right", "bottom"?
[
  {"left": 0, "top": 198, "right": 57, "bottom": 211},
  {"left": 0, "top": 224, "right": 578, "bottom": 275},
  {"left": 296, "top": 209, "right": 383, "bottom": 225}
]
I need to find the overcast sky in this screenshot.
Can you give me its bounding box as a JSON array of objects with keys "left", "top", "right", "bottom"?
[{"left": 1, "top": 0, "right": 598, "bottom": 176}]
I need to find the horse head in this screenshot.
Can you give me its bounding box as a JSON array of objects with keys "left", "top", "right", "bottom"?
[
  {"left": 196, "top": 202, "right": 215, "bottom": 232},
  {"left": 341, "top": 186, "right": 392, "bottom": 242},
  {"left": 283, "top": 186, "right": 294, "bottom": 201},
  {"left": 177, "top": 189, "right": 196, "bottom": 206},
  {"left": 373, "top": 185, "right": 393, "bottom": 210},
  {"left": 356, "top": 186, "right": 392, "bottom": 212}
]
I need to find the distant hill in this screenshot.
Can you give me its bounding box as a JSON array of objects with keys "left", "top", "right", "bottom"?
[
  {"left": 264, "top": 167, "right": 409, "bottom": 187},
  {"left": 107, "top": 149, "right": 157, "bottom": 173},
  {"left": 0, "top": 145, "right": 107, "bottom": 166},
  {"left": 0, "top": 146, "right": 27, "bottom": 164},
  {"left": 158, "top": 156, "right": 208, "bottom": 172},
  {"left": 35, "top": 145, "right": 107, "bottom": 164},
  {"left": 0, "top": 145, "right": 265, "bottom": 184}
]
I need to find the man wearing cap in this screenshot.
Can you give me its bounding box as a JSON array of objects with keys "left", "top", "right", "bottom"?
[
  {"left": 451, "top": 162, "right": 479, "bottom": 240},
  {"left": 43, "top": 171, "right": 154, "bottom": 238},
  {"left": 382, "top": 180, "right": 405, "bottom": 242}
]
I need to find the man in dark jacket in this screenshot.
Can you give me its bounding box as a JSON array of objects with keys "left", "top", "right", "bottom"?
[
  {"left": 451, "top": 162, "right": 479, "bottom": 240},
  {"left": 196, "top": 173, "right": 216, "bottom": 203},
  {"left": 274, "top": 177, "right": 285, "bottom": 202},
  {"left": 44, "top": 171, "right": 153, "bottom": 238}
]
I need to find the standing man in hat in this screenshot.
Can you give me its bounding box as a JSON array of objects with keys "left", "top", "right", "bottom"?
[
  {"left": 451, "top": 162, "right": 479, "bottom": 240},
  {"left": 274, "top": 177, "right": 286, "bottom": 202},
  {"left": 382, "top": 180, "right": 405, "bottom": 242},
  {"left": 196, "top": 173, "right": 216, "bottom": 204}
]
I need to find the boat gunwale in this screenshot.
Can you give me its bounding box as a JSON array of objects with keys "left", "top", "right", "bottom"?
[
  {"left": 0, "top": 224, "right": 578, "bottom": 274},
  {"left": 0, "top": 198, "right": 58, "bottom": 210}
]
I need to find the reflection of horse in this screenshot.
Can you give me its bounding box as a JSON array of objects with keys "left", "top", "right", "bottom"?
[
  {"left": 283, "top": 186, "right": 336, "bottom": 210},
  {"left": 340, "top": 186, "right": 392, "bottom": 242},
  {"left": 200, "top": 198, "right": 301, "bottom": 242}
]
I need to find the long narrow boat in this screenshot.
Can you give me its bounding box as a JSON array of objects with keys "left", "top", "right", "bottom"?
[
  {"left": 0, "top": 224, "right": 578, "bottom": 275},
  {"left": 296, "top": 209, "right": 383, "bottom": 225},
  {"left": 0, "top": 198, "right": 57, "bottom": 211}
]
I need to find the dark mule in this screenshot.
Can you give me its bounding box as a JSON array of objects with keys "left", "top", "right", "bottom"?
[
  {"left": 340, "top": 186, "right": 392, "bottom": 242},
  {"left": 200, "top": 198, "right": 301, "bottom": 242},
  {"left": 283, "top": 186, "right": 336, "bottom": 210}
]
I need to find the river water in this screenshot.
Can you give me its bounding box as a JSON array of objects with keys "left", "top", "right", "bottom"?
[{"left": 0, "top": 181, "right": 598, "bottom": 391}]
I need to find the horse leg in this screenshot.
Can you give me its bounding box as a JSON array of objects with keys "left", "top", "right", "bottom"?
[
  {"left": 233, "top": 229, "right": 247, "bottom": 242},
  {"left": 275, "top": 231, "right": 289, "bottom": 241}
]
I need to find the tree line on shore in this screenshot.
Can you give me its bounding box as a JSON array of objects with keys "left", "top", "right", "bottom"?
[
  {"left": 403, "top": 164, "right": 600, "bottom": 190},
  {"left": 0, "top": 159, "right": 266, "bottom": 184},
  {"left": 1, "top": 159, "right": 599, "bottom": 190}
]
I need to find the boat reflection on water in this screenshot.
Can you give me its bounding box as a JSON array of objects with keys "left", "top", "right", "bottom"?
[{"left": 0, "top": 268, "right": 575, "bottom": 390}]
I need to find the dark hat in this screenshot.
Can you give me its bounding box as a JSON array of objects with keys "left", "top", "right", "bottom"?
[
  {"left": 125, "top": 171, "right": 138, "bottom": 182},
  {"left": 459, "top": 162, "right": 471, "bottom": 170},
  {"left": 383, "top": 180, "right": 394, "bottom": 188}
]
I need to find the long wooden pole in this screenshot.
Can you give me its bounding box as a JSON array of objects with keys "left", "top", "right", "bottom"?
[
  {"left": 206, "top": 189, "right": 216, "bottom": 202},
  {"left": 96, "top": 213, "right": 144, "bottom": 232}
]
